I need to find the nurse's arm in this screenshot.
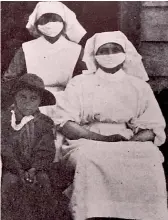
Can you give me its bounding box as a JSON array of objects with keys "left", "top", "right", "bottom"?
[
  {"left": 59, "top": 121, "right": 128, "bottom": 142},
  {"left": 129, "top": 83, "right": 165, "bottom": 146}
]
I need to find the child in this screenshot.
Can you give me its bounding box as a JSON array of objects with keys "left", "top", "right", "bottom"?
[{"left": 1, "top": 74, "right": 56, "bottom": 220}]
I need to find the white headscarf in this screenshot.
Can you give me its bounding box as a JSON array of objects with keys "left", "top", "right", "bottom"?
[
  {"left": 83, "top": 31, "right": 149, "bottom": 81},
  {"left": 26, "top": 1, "right": 86, "bottom": 43}
]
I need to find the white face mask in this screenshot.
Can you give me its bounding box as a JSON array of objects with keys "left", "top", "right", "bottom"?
[
  {"left": 95, "top": 53, "right": 126, "bottom": 69},
  {"left": 38, "top": 22, "right": 64, "bottom": 37}
]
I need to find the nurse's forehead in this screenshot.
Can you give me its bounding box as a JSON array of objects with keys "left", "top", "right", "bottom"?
[
  {"left": 37, "top": 13, "right": 63, "bottom": 22},
  {"left": 98, "top": 43, "right": 122, "bottom": 50},
  {"left": 96, "top": 42, "right": 125, "bottom": 54}
]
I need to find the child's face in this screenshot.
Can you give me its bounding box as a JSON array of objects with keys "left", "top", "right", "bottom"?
[{"left": 15, "top": 88, "right": 41, "bottom": 116}]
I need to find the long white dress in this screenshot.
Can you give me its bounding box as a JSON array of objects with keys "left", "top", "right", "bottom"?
[{"left": 54, "top": 68, "right": 168, "bottom": 220}]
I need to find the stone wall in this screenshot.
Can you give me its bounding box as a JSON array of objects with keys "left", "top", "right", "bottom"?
[
  {"left": 139, "top": 1, "right": 168, "bottom": 92},
  {"left": 138, "top": 1, "right": 168, "bottom": 175}
]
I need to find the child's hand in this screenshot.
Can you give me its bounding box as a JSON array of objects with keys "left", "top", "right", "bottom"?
[
  {"left": 18, "top": 169, "right": 25, "bottom": 183},
  {"left": 25, "top": 168, "right": 37, "bottom": 184}
]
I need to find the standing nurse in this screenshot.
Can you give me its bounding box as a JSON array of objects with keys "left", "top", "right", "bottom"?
[{"left": 3, "top": 1, "right": 87, "bottom": 116}]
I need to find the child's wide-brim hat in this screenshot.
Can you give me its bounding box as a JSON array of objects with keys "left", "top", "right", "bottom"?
[{"left": 12, "top": 74, "right": 56, "bottom": 106}]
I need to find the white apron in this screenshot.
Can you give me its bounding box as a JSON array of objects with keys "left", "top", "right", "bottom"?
[
  {"left": 22, "top": 36, "right": 81, "bottom": 118},
  {"left": 60, "top": 123, "right": 168, "bottom": 220}
]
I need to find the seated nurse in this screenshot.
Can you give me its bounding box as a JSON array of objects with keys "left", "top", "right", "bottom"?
[
  {"left": 3, "top": 1, "right": 87, "bottom": 116},
  {"left": 54, "top": 31, "right": 168, "bottom": 220}
]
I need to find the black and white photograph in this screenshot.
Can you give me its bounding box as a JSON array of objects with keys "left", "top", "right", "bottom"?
[{"left": 1, "top": 1, "right": 168, "bottom": 220}]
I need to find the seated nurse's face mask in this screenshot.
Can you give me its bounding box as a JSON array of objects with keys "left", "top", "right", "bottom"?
[
  {"left": 95, "top": 43, "right": 126, "bottom": 69},
  {"left": 37, "top": 13, "right": 64, "bottom": 38}
]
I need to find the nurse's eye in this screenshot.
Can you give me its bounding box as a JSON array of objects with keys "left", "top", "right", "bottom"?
[
  {"left": 37, "top": 14, "right": 53, "bottom": 25},
  {"left": 110, "top": 44, "right": 125, "bottom": 53},
  {"left": 37, "top": 16, "right": 47, "bottom": 25},
  {"left": 49, "top": 14, "right": 62, "bottom": 22},
  {"left": 112, "top": 48, "right": 120, "bottom": 53},
  {"left": 98, "top": 48, "right": 109, "bottom": 55},
  {"left": 111, "top": 47, "right": 124, "bottom": 54},
  {"left": 37, "top": 13, "right": 63, "bottom": 25}
]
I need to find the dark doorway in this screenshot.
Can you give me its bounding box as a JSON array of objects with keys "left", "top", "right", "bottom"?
[{"left": 1, "top": 1, "right": 37, "bottom": 73}]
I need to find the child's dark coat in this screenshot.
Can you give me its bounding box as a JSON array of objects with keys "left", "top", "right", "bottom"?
[{"left": 1, "top": 109, "right": 56, "bottom": 220}]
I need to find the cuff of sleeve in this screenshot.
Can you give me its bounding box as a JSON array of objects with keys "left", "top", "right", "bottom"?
[
  {"left": 129, "top": 123, "right": 166, "bottom": 146},
  {"left": 56, "top": 119, "right": 72, "bottom": 128},
  {"left": 153, "top": 127, "right": 166, "bottom": 146}
]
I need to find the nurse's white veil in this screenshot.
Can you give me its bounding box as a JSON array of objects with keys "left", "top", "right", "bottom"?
[
  {"left": 83, "top": 31, "right": 149, "bottom": 81},
  {"left": 26, "top": 1, "right": 86, "bottom": 43}
]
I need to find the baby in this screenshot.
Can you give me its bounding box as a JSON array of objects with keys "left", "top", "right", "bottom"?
[{"left": 1, "top": 74, "right": 56, "bottom": 220}]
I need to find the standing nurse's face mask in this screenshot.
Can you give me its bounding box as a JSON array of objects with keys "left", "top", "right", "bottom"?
[
  {"left": 38, "top": 22, "right": 64, "bottom": 37},
  {"left": 95, "top": 53, "right": 126, "bottom": 69}
]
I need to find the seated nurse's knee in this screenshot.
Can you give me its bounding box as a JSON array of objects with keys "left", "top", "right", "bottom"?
[{"left": 73, "top": 145, "right": 96, "bottom": 161}]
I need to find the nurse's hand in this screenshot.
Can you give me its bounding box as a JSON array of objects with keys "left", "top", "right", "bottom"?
[
  {"left": 130, "top": 129, "right": 155, "bottom": 142},
  {"left": 105, "top": 134, "right": 128, "bottom": 142}
]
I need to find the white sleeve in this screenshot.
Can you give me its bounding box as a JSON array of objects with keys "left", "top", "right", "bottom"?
[
  {"left": 53, "top": 76, "right": 83, "bottom": 127},
  {"left": 130, "top": 83, "right": 166, "bottom": 146}
]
